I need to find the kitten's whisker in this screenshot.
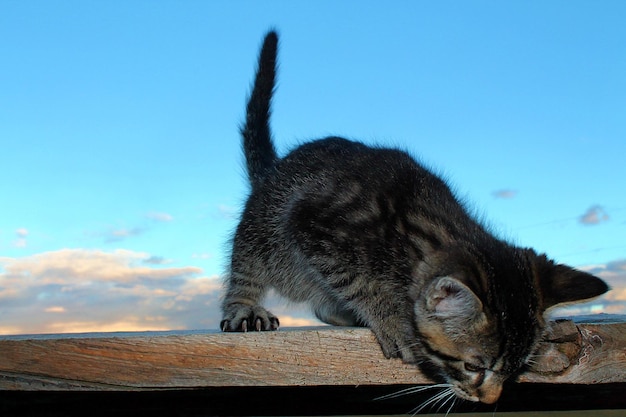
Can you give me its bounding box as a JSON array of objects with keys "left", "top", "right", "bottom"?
[
  {"left": 411, "top": 395, "right": 443, "bottom": 415},
  {"left": 435, "top": 389, "right": 456, "bottom": 414},
  {"left": 374, "top": 383, "right": 451, "bottom": 401},
  {"left": 445, "top": 395, "right": 458, "bottom": 417},
  {"left": 376, "top": 383, "right": 456, "bottom": 417},
  {"left": 411, "top": 386, "right": 454, "bottom": 415}
]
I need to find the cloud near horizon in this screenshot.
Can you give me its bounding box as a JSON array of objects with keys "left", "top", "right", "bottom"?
[
  {"left": 0, "top": 249, "right": 623, "bottom": 336},
  {"left": 0, "top": 249, "right": 223, "bottom": 335}
]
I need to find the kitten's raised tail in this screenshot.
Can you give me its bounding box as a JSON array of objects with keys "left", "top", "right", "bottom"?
[{"left": 241, "top": 30, "right": 279, "bottom": 188}]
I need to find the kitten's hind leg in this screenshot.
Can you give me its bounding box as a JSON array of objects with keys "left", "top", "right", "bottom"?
[
  {"left": 314, "top": 302, "right": 363, "bottom": 327},
  {"left": 220, "top": 271, "right": 279, "bottom": 332}
]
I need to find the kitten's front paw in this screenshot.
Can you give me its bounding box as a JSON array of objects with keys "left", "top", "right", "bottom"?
[
  {"left": 371, "top": 323, "right": 419, "bottom": 364},
  {"left": 378, "top": 337, "right": 417, "bottom": 364},
  {"left": 221, "top": 304, "right": 280, "bottom": 332}
]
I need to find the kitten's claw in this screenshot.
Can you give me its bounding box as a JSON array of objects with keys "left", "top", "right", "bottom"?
[
  {"left": 220, "top": 319, "right": 231, "bottom": 332},
  {"left": 220, "top": 304, "right": 279, "bottom": 332}
]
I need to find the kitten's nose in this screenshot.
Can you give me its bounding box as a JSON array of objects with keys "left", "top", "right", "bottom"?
[{"left": 479, "top": 384, "right": 502, "bottom": 404}]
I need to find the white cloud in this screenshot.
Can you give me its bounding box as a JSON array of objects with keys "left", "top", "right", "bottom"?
[
  {"left": 106, "top": 227, "right": 144, "bottom": 242},
  {"left": 84, "top": 212, "right": 173, "bottom": 245},
  {"left": 579, "top": 205, "right": 610, "bottom": 225},
  {"left": 216, "top": 204, "right": 238, "bottom": 220},
  {"left": 192, "top": 253, "right": 214, "bottom": 260},
  {"left": 44, "top": 306, "right": 66, "bottom": 313},
  {"left": 0, "top": 249, "right": 222, "bottom": 335},
  {"left": 146, "top": 212, "right": 174, "bottom": 222},
  {"left": 13, "top": 238, "right": 27, "bottom": 248},
  {"left": 143, "top": 256, "right": 172, "bottom": 265},
  {"left": 0, "top": 248, "right": 200, "bottom": 285},
  {"left": 43, "top": 319, "right": 173, "bottom": 334},
  {"left": 492, "top": 189, "right": 517, "bottom": 199},
  {"left": 13, "top": 227, "right": 29, "bottom": 248},
  {"left": 85, "top": 225, "right": 146, "bottom": 244}
]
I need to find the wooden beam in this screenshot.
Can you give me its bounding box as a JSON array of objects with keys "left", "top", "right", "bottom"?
[{"left": 1, "top": 317, "right": 624, "bottom": 391}]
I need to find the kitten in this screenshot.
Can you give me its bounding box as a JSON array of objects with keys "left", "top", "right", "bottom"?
[{"left": 220, "top": 31, "right": 609, "bottom": 404}]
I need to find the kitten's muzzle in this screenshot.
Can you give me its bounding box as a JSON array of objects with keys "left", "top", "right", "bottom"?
[{"left": 453, "top": 371, "right": 503, "bottom": 404}]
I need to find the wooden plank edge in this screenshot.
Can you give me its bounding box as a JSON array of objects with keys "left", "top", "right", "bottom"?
[{"left": 1, "top": 318, "right": 624, "bottom": 391}]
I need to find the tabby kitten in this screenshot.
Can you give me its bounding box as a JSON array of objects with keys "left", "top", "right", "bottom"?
[{"left": 220, "top": 31, "right": 608, "bottom": 404}]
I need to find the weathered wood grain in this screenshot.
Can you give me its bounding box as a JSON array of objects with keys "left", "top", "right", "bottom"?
[
  {"left": 0, "top": 319, "right": 624, "bottom": 391},
  {"left": 520, "top": 319, "right": 626, "bottom": 383}
]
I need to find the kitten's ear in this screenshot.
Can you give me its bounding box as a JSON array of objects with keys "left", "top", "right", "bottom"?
[
  {"left": 532, "top": 253, "right": 609, "bottom": 310},
  {"left": 426, "top": 276, "right": 483, "bottom": 317}
]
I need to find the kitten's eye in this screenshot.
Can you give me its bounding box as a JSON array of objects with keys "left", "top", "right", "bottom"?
[{"left": 464, "top": 363, "right": 484, "bottom": 373}]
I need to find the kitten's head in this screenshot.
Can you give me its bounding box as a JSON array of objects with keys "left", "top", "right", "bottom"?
[{"left": 412, "top": 244, "right": 608, "bottom": 404}]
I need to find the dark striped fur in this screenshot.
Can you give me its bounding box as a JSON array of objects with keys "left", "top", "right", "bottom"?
[{"left": 220, "top": 31, "right": 608, "bottom": 404}]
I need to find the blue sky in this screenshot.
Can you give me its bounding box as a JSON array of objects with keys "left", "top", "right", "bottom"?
[{"left": 1, "top": 1, "right": 625, "bottom": 334}]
